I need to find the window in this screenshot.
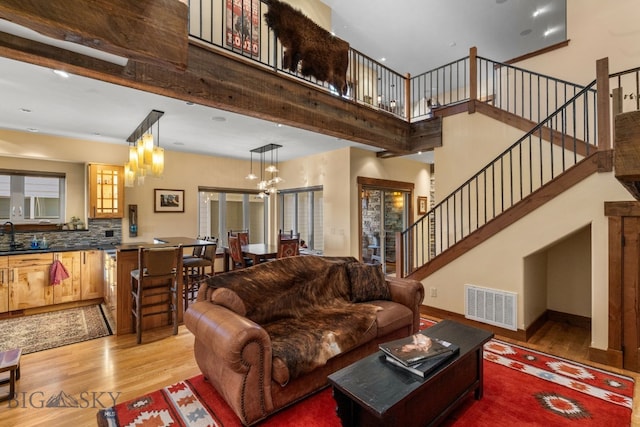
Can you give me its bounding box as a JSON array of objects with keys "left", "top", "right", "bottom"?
[
  {"left": 279, "top": 186, "right": 323, "bottom": 251},
  {"left": 198, "top": 188, "right": 268, "bottom": 246},
  {"left": 0, "top": 172, "right": 65, "bottom": 223}
]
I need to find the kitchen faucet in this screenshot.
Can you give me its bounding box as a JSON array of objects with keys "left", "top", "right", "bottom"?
[{"left": 2, "top": 221, "right": 16, "bottom": 250}]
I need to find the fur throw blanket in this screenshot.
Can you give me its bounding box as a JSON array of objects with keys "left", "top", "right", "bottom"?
[{"left": 204, "top": 256, "right": 388, "bottom": 379}]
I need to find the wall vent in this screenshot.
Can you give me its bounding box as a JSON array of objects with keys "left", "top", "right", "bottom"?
[{"left": 464, "top": 284, "right": 517, "bottom": 331}]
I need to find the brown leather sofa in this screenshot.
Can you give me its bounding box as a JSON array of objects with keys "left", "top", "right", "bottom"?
[{"left": 184, "top": 256, "right": 424, "bottom": 426}]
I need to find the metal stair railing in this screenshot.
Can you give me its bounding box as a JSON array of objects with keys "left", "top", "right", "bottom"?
[{"left": 399, "top": 79, "right": 599, "bottom": 278}]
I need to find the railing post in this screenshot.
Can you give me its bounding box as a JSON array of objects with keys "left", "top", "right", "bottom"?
[
  {"left": 469, "top": 46, "right": 477, "bottom": 114},
  {"left": 405, "top": 73, "right": 411, "bottom": 120},
  {"left": 596, "top": 57, "right": 611, "bottom": 150},
  {"left": 395, "top": 232, "right": 404, "bottom": 278}
]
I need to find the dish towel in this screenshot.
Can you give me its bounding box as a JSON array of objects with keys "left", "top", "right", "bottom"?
[{"left": 50, "top": 259, "right": 70, "bottom": 285}]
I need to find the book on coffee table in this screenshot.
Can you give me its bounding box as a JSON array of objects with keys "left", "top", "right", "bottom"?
[
  {"left": 382, "top": 350, "right": 457, "bottom": 378},
  {"left": 379, "top": 332, "right": 459, "bottom": 366}
]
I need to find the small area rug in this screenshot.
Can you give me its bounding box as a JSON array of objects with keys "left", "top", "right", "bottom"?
[
  {"left": 0, "top": 304, "right": 112, "bottom": 354},
  {"left": 97, "top": 320, "right": 634, "bottom": 426}
]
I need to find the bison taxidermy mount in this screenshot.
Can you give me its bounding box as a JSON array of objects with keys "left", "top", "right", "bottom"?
[{"left": 263, "top": 0, "right": 350, "bottom": 96}]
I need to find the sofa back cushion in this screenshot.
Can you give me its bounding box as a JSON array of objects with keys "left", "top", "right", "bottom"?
[
  {"left": 205, "top": 256, "right": 357, "bottom": 324},
  {"left": 347, "top": 262, "right": 391, "bottom": 302}
]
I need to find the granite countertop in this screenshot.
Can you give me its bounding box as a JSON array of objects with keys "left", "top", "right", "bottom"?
[
  {"left": 0, "top": 237, "right": 212, "bottom": 255},
  {"left": 0, "top": 242, "right": 119, "bottom": 256}
]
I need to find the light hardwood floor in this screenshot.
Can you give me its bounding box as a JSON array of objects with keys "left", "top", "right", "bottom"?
[{"left": 1, "top": 320, "right": 639, "bottom": 426}]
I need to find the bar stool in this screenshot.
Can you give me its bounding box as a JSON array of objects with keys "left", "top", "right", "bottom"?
[
  {"left": 0, "top": 348, "right": 21, "bottom": 402},
  {"left": 183, "top": 242, "right": 217, "bottom": 310},
  {"left": 131, "top": 246, "right": 181, "bottom": 344}
]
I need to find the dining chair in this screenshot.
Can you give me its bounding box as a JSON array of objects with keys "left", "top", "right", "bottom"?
[
  {"left": 183, "top": 241, "right": 217, "bottom": 309},
  {"left": 130, "top": 246, "right": 181, "bottom": 344},
  {"left": 277, "top": 236, "right": 300, "bottom": 258},
  {"left": 228, "top": 230, "right": 250, "bottom": 246},
  {"left": 228, "top": 236, "right": 253, "bottom": 269}
]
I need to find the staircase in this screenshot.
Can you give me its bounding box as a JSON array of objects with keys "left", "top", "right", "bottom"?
[{"left": 397, "top": 56, "right": 640, "bottom": 282}]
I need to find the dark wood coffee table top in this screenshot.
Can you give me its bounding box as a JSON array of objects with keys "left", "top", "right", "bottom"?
[{"left": 328, "top": 319, "right": 494, "bottom": 417}]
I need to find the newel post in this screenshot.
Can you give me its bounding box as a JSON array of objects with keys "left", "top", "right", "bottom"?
[
  {"left": 596, "top": 57, "right": 611, "bottom": 150},
  {"left": 469, "top": 46, "right": 478, "bottom": 114}
]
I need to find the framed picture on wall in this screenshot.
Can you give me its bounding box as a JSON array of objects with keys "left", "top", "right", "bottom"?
[
  {"left": 154, "top": 189, "right": 185, "bottom": 213},
  {"left": 417, "top": 196, "right": 428, "bottom": 215}
]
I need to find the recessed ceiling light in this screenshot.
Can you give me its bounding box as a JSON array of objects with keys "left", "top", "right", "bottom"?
[
  {"left": 19, "top": 108, "right": 31, "bottom": 113},
  {"left": 380, "top": 57, "right": 386, "bottom": 62},
  {"left": 173, "top": 141, "right": 185, "bottom": 146},
  {"left": 449, "top": 42, "right": 457, "bottom": 47},
  {"left": 186, "top": 101, "right": 194, "bottom": 106},
  {"left": 520, "top": 29, "right": 532, "bottom": 36},
  {"left": 52, "top": 69, "right": 69, "bottom": 78},
  {"left": 211, "top": 116, "right": 226, "bottom": 122},
  {"left": 496, "top": 0, "right": 507, "bottom": 3},
  {"left": 277, "top": 123, "right": 283, "bottom": 127},
  {"left": 27, "top": 127, "right": 38, "bottom": 132}
]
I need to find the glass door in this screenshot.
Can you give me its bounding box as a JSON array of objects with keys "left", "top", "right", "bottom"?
[{"left": 361, "top": 187, "right": 410, "bottom": 273}]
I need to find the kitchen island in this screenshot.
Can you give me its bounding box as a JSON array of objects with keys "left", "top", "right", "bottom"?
[{"left": 111, "top": 237, "right": 215, "bottom": 335}]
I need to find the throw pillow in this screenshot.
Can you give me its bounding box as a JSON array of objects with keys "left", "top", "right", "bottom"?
[{"left": 347, "top": 263, "right": 391, "bottom": 302}]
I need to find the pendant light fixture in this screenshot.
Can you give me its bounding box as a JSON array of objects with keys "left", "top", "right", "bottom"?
[{"left": 124, "top": 110, "right": 165, "bottom": 187}]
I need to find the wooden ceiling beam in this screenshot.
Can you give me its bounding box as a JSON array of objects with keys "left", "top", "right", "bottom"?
[{"left": 0, "top": 0, "right": 188, "bottom": 70}]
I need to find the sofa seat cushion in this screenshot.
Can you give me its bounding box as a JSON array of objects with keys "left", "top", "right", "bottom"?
[
  {"left": 265, "top": 303, "right": 379, "bottom": 384},
  {"left": 371, "top": 300, "right": 414, "bottom": 337}
]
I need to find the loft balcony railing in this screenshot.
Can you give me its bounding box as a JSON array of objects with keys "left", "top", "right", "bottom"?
[
  {"left": 188, "top": 0, "right": 407, "bottom": 118},
  {"left": 187, "top": 2, "right": 637, "bottom": 126}
]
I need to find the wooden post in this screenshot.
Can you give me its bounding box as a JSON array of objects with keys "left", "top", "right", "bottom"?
[
  {"left": 469, "top": 47, "right": 478, "bottom": 114},
  {"left": 395, "top": 231, "right": 404, "bottom": 278},
  {"left": 405, "top": 73, "right": 411, "bottom": 120},
  {"left": 596, "top": 57, "right": 611, "bottom": 150}
]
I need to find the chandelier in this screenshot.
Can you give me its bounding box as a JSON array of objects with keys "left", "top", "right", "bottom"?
[
  {"left": 245, "top": 143, "right": 283, "bottom": 198},
  {"left": 124, "top": 110, "right": 165, "bottom": 187}
]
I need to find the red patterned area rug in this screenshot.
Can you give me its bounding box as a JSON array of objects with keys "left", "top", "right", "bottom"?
[{"left": 97, "top": 320, "right": 634, "bottom": 426}]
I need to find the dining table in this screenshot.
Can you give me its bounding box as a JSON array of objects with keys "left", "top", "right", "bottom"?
[{"left": 223, "top": 243, "right": 278, "bottom": 271}]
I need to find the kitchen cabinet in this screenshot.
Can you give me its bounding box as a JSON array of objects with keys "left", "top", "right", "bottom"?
[
  {"left": 9, "top": 254, "right": 54, "bottom": 310},
  {"left": 0, "top": 258, "right": 8, "bottom": 313},
  {"left": 54, "top": 252, "right": 81, "bottom": 304},
  {"left": 88, "top": 163, "right": 124, "bottom": 218},
  {"left": 81, "top": 250, "right": 104, "bottom": 300}
]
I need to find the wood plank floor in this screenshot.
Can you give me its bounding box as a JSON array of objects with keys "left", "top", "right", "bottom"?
[{"left": 1, "top": 320, "right": 639, "bottom": 426}]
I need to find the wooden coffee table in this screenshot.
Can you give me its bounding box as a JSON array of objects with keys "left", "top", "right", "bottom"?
[{"left": 328, "top": 320, "right": 493, "bottom": 427}]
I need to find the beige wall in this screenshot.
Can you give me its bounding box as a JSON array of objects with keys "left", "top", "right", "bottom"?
[{"left": 518, "top": 0, "right": 640, "bottom": 84}]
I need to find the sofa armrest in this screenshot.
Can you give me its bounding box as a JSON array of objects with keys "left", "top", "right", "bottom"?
[
  {"left": 184, "top": 301, "right": 274, "bottom": 425},
  {"left": 386, "top": 277, "right": 425, "bottom": 333}
]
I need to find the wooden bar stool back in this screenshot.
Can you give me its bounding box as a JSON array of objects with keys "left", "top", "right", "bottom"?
[{"left": 131, "top": 246, "right": 181, "bottom": 344}]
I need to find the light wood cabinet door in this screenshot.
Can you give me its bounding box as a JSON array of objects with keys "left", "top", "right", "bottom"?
[
  {"left": 88, "top": 163, "right": 124, "bottom": 218},
  {"left": 81, "top": 250, "right": 104, "bottom": 300},
  {"left": 0, "top": 257, "right": 8, "bottom": 313},
  {"left": 9, "top": 254, "right": 54, "bottom": 310},
  {"left": 54, "top": 252, "right": 81, "bottom": 304}
]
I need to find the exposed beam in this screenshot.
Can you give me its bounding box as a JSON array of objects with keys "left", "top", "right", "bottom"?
[{"left": 0, "top": 0, "right": 188, "bottom": 70}]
